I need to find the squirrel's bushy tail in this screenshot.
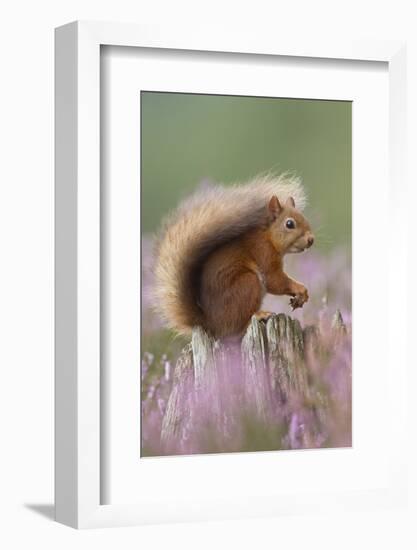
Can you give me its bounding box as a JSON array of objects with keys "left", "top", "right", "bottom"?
[{"left": 153, "top": 173, "right": 307, "bottom": 334}]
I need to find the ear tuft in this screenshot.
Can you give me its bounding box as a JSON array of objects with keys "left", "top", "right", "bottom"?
[
  {"left": 285, "top": 196, "right": 295, "bottom": 208},
  {"left": 268, "top": 195, "right": 282, "bottom": 222}
]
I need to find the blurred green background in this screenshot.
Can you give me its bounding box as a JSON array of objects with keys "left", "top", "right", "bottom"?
[{"left": 141, "top": 92, "right": 351, "bottom": 251}]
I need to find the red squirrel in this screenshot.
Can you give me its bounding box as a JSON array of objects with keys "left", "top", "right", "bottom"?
[{"left": 154, "top": 174, "right": 314, "bottom": 339}]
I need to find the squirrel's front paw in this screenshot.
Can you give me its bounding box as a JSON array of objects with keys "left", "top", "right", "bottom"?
[{"left": 289, "top": 286, "right": 309, "bottom": 310}]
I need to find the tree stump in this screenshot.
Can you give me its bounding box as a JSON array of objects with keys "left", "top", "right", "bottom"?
[{"left": 160, "top": 311, "right": 347, "bottom": 453}]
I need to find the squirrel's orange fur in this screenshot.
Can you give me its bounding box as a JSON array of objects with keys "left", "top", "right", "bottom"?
[{"left": 153, "top": 174, "right": 314, "bottom": 338}]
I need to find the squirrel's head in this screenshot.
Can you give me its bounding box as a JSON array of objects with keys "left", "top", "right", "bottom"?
[{"left": 266, "top": 195, "right": 314, "bottom": 254}]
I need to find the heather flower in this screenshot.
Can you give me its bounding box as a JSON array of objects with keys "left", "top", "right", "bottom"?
[{"left": 141, "top": 237, "right": 352, "bottom": 457}]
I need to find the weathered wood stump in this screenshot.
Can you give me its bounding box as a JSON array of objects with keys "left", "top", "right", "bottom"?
[{"left": 161, "top": 311, "right": 346, "bottom": 453}]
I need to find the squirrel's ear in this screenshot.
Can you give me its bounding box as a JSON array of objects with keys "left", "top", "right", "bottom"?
[
  {"left": 285, "top": 196, "right": 295, "bottom": 208},
  {"left": 268, "top": 195, "right": 282, "bottom": 222}
]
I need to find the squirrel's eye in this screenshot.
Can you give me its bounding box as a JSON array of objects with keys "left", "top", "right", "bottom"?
[{"left": 285, "top": 218, "right": 296, "bottom": 229}]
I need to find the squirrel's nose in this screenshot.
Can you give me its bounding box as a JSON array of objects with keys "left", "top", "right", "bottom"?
[{"left": 307, "top": 236, "right": 314, "bottom": 248}]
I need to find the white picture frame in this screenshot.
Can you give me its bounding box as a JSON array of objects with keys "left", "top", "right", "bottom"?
[{"left": 55, "top": 20, "right": 407, "bottom": 529}]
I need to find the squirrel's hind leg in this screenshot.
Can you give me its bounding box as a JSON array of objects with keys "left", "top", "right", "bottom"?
[
  {"left": 254, "top": 310, "right": 274, "bottom": 323},
  {"left": 202, "top": 271, "right": 262, "bottom": 339}
]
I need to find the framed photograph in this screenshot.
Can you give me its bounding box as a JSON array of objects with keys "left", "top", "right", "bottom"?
[{"left": 55, "top": 21, "right": 407, "bottom": 528}]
